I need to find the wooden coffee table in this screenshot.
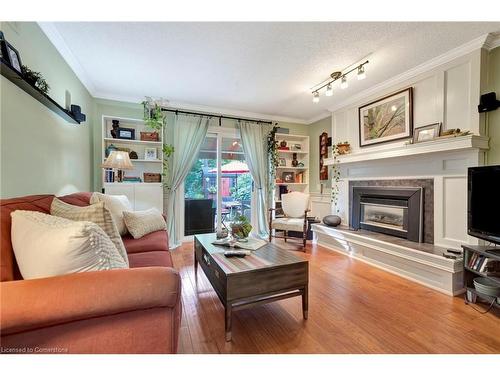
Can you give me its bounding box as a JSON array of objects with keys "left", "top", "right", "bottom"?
[{"left": 194, "top": 233, "right": 309, "bottom": 341}]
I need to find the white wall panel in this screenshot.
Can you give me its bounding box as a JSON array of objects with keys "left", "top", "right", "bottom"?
[
  {"left": 442, "top": 176, "right": 468, "bottom": 245},
  {"left": 413, "top": 75, "right": 440, "bottom": 128},
  {"left": 444, "top": 62, "right": 471, "bottom": 132}
]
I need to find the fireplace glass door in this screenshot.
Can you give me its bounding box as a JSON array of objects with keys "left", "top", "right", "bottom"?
[{"left": 360, "top": 203, "right": 408, "bottom": 234}]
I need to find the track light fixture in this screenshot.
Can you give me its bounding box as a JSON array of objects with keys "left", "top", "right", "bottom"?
[{"left": 311, "top": 60, "right": 369, "bottom": 103}]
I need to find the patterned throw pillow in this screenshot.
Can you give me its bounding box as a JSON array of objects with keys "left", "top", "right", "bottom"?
[
  {"left": 123, "top": 208, "right": 166, "bottom": 239},
  {"left": 50, "top": 197, "right": 129, "bottom": 266},
  {"left": 11, "top": 210, "right": 127, "bottom": 280},
  {"left": 90, "top": 193, "right": 132, "bottom": 236}
]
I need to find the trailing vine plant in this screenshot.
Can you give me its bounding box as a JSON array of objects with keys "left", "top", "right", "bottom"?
[
  {"left": 267, "top": 125, "right": 279, "bottom": 192},
  {"left": 330, "top": 144, "right": 341, "bottom": 213},
  {"left": 142, "top": 98, "right": 165, "bottom": 131},
  {"left": 142, "top": 97, "right": 175, "bottom": 188}
]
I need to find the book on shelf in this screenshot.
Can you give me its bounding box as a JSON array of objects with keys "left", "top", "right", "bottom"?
[
  {"left": 105, "top": 168, "right": 115, "bottom": 183},
  {"left": 467, "top": 253, "right": 500, "bottom": 275}
]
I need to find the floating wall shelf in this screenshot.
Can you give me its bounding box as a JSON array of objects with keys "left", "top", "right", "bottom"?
[{"left": 0, "top": 58, "right": 81, "bottom": 124}]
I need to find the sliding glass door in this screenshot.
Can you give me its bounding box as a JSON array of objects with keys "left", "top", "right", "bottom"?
[
  {"left": 183, "top": 129, "right": 253, "bottom": 237},
  {"left": 184, "top": 134, "right": 218, "bottom": 236}
]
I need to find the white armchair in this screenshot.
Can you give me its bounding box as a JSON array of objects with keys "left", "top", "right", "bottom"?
[{"left": 268, "top": 191, "right": 311, "bottom": 250}]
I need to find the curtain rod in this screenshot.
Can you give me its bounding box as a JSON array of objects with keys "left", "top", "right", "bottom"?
[{"left": 160, "top": 108, "right": 274, "bottom": 125}]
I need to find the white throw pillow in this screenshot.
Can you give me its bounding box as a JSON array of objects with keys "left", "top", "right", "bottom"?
[
  {"left": 50, "top": 197, "right": 129, "bottom": 266},
  {"left": 90, "top": 192, "right": 132, "bottom": 236},
  {"left": 11, "top": 210, "right": 128, "bottom": 280},
  {"left": 123, "top": 208, "right": 166, "bottom": 239}
]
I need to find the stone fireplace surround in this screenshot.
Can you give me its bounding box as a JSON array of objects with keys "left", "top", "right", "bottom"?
[{"left": 349, "top": 179, "right": 434, "bottom": 243}]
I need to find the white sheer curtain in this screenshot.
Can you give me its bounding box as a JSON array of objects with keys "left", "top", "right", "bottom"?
[
  {"left": 238, "top": 121, "right": 269, "bottom": 238},
  {"left": 164, "top": 114, "right": 209, "bottom": 248}
]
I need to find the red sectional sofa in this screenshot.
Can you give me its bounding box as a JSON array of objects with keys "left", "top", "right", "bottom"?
[{"left": 0, "top": 192, "right": 181, "bottom": 354}]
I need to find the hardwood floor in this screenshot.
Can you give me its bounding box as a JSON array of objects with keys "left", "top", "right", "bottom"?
[{"left": 172, "top": 239, "right": 500, "bottom": 354}]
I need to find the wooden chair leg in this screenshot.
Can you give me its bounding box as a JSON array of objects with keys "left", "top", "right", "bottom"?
[
  {"left": 303, "top": 214, "right": 308, "bottom": 250},
  {"left": 284, "top": 231, "right": 287, "bottom": 242}
]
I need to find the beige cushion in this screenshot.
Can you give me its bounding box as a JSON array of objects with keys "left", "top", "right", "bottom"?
[
  {"left": 11, "top": 210, "right": 128, "bottom": 280},
  {"left": 50, "top": 197, "right": 129, "bottom": 266},
  {"left": 123, "top": 208, "right": 166, "bottom": 239},
  {"left": 282, "top": 191, "right": 310, "bottom": 218},
  {"left": 90, "top": 192, "right": 132, "bottom": 236},
  {"left": 271, "top": 217, "right": 305, "bottom": 232}
]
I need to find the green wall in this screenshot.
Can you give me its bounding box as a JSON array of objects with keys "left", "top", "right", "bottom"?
[
  {"left": 487, "top": 47, "right": 500, "bottom": 165},
  {"left": 306, "top": 116, "right": 332, "bottom": 193},
  {"left": 0, "top": 22, "right": 94, "bottom": 198}
]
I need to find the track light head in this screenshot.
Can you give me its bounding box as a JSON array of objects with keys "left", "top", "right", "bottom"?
[
  {"left": 357, "top": 65, "right": 366, "bottom": 80},
  {"left": 325, "top": 84, "right": 333, "bottom": 97},
  {"left": 312, "top": 91, "right": 320, "bottom": 103},
  {"left": 340, "top": 76, "right": 348, "bottom": 89}
]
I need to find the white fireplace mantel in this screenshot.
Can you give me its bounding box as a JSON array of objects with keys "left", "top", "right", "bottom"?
[{"left": 323, "top": 135, "right": 489, "bottom": 166}]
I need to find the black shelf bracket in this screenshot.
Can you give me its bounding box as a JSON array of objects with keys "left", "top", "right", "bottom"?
[{"left": 0, "top": 58, "right": 82, "bottom": 124}]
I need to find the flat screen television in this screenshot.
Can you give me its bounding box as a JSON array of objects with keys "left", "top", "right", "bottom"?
[{"left": 468, "top": 165, "right": 500, "bottom": 244}]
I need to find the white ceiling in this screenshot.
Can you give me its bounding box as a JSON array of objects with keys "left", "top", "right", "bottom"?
[{"left": 41, "top": 22, "right": 500, "bottom": 123}]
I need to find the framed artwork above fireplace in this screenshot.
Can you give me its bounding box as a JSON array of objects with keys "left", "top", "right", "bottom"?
[{"left": 358, "top": 87, "right": 413, "bottom": 147}]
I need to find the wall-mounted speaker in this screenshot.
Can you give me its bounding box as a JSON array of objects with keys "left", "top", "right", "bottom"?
[
  {"left": 478, "top": 92, "right": 500, "bottom": 113},
  {"left": 70, "top": 104, "right": 86, "bottom": 123}
]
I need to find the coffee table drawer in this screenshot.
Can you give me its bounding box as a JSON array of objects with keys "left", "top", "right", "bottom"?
[
  {"left": 227, "top": 262, "right": 308, "bottom": 301},
  {"left": 195, "top": 238, "right": 227, "bottom": 299}
]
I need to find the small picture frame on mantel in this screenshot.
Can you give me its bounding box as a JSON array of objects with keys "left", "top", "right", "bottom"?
[{"left": 413, "top": 123, "right": 441, "bottom": 143}]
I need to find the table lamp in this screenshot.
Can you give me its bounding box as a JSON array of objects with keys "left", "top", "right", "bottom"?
[{"left": 102, "top": 150, "right": 134, "bottom": 182}]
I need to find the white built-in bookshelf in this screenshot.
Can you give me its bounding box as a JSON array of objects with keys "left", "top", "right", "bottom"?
[
  {"left": 273, "top": 133, "right": 309, "bottom": 206},
  {"left": 100, "top": 115, "right": 164, "bottom": 211}
]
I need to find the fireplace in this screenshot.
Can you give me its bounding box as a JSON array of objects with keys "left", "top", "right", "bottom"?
[{"left": 351, "top": 186, "right": 423, "bottom": 242}]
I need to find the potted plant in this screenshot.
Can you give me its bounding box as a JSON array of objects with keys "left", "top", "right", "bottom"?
[
  {"left": 21, "top": 65, "right": 50, "bottom": 95},
  {"left": 142, "top": 97, "right": 175, "bottom": 188},
  {"left": 336, "top": 141, "right": 351, "bottom": 155},
  {"left": 142, "top": 99, "right": 164, "bottom": 135},
  {"left": 230, "top": 215, "right": 253, "bottom": 241}
]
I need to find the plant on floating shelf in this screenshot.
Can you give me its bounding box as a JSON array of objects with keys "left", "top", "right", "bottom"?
[{"left": 21, "top": 65, "right": 50, "bottom": 95}]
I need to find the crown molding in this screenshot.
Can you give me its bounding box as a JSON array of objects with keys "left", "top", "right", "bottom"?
[
  {"left": 93, "top": 91, "right": 308, "bottom": 124},
  {"left": 484, "top": 32, "right": 500, "bottom": 51},
  {"left": 327, "top": 33, "right": 494, "bottom": 113},
  {"left": 38, "top": 22, "right": 96, "bottom": 95},
  {"left": 305, "top": 112, "right": 332, "bottom": 124}
]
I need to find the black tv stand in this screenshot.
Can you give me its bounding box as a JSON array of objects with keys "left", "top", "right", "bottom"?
[{"left": 462, "top": 244, "right": 500, "bottom": 311}]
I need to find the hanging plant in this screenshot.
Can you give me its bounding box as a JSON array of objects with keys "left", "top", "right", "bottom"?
[
  {"left": 267, "top": 125, "right": 279, "bottom": 188},
  {"left": 22, "top": 65, "right": 50, "bottom": 95},
  {"left": 330, "top": 144, "right": 341, "bottom": 212},
  {"left": 162, "top": 144, "right": 175, "bottom": 189},
  {"left": 142, "top": 97, "right": 175, "bottom": 188},
  {"left": 142, "top": 99, "right": 165, "bottom": 131}
]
